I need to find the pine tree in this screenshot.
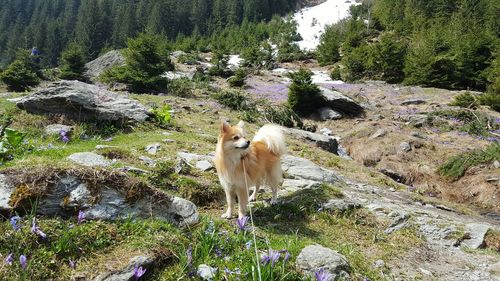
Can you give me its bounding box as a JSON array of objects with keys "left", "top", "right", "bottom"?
[{"left": 59, "top": 42, "right": 87, "bottom": 81}]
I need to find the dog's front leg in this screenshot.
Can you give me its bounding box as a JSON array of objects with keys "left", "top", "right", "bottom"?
[
  {"left": 249, "top": 184, "right": 260, "bottom": 202},
  {"left": 222, "top": 186, "right": 236, "bottom": 219},
  {"left": 236, "top": 187, "right": 249, "bottom": 219}
]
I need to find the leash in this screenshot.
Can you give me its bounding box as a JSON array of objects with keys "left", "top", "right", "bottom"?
[{"left": 242, "top": 158, "right": 262, "bottom": 281}]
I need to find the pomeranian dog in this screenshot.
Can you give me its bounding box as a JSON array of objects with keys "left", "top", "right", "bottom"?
[{"left": 215, "top": 120, "right": 286, "bottom": 219}]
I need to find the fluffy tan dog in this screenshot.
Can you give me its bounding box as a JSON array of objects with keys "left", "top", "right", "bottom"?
[{"left": 215, "top": 120, "right": 286, "bottom": 219}]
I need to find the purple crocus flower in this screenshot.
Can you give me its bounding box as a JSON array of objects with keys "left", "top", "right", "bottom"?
[
  {"left": 19, "top": 255, "right": 27, "bottom": 271},
  {"left": 315, "top": 268, "right": 332, "bottom": 281},
  {"left": 236, "top": 216, "right": 249, "bottom": 231},
  {"left": 261, "top": 250, "right": 281, "bottom": 266},
  {"left": 5, "top": 253, "right": 14, "bottom": 265},
  {"left": 245, "top": 240, "right": 252, "bottom": 250},
  {"left": 10, "top": 216, "right": 21, "bottom": 231},
  {"left": 69, "top": 259, "right": 76, "bottom": 269},
  {"left": 279, "top": 250, "right": 291, "bottom": 262},
  {"left": 77, "top": 210, "right": 85, "bottom": 224},
  {"left": 31, "top": 218, "right": 47, "bottom": 239},
  {"left": 60, "top": 130, "right": 70, "bottom": 143},
  {"left": 133, "top": 265, "right": 147, "bottom": 280}
]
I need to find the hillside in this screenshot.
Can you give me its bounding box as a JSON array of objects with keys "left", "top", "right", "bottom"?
[{"left": 0, "top": 0, "right": 499, "bottom": 280}]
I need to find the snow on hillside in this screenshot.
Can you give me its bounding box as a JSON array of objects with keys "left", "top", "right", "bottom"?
[{"left": 294, "top": 0, "right": 359, "bottom": 50}]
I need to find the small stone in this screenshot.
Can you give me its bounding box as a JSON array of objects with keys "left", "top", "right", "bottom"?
[
  {"left": 419, "top": 268, "right": 433, "bottom": 276},
  {"left": 296, "top": 244, "right": 351, "bottom": 279},
  {"left": 163, "top": 139, "right": 175, "bottom": 143},
  {"left": 322, "top": 199, "right": 361, "bottom": 212},
  {"left": 401, "top": 99, "right": 426, "bottom": 105},
  {"left": 373, "top": 260, "right": 385, "bottom": 268},
  {"left": 145, "top": 143, "right": 161, "bottom": 155},
  {"left": 400, "top": 142, "right": 411, "bottom": 152},
  {"left": 197, "top": 264, "right": 217, "bottom": 280},
  {"left": 318, "top": 107, "right": 343, "bottom": 121},
  {"left": 411, "top": 131, "right": 426, "bottom": 139},
  {"left": 67, "top": 152, "right": 111, "bottom": 167},
  {"left": 139, "top": 156, "right": 156, "bottom": 167},
  {"left": 319, "top": 128, "right": 333, "bottom": 136},
  {"left": 493, "top": 160, "right": 500, "bottom": 169},
  {"left": 95, "top": 145, "right": 118, "bottom": 150},
  {"left": 370, "top": 129, "right": 386, "bottom": 139},
  {"left": 196, "top": 160, "right": 213, "bottom": 172}
]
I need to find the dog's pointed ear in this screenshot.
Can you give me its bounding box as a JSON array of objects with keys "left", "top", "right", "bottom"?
[
  {"left": 237, "top": 120, "right": 244, "bottom": 128},
  {"left": 220, "top": 119, "right": 230, "bottom": 133}
]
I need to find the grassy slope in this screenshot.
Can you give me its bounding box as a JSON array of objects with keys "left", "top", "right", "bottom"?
[{"left": 0, "top": 92, "right": 431, "bottom": 280}]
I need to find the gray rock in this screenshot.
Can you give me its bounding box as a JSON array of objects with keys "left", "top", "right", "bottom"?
[
  {"left": 197, "top": 264, "right": 217, "bottom": 280},
  {"left": 408, "top": 115, "right": 429, "bottom": 128},
  {"left": 164, "top": 70, "right": 196, "bottom": 80},
  {"left": 178, "top": 152, "right": 214, "bottom": 163},
  {"left": 462, "top": 223, "right": 490, "bottom": 249},
  {"left": 373, "top": 260, "right": 385, "bottom": 268},
  {"left": 320, "top": 87, "right": 364, "bottom": 116},
  {"left": 95, "top": 145, "right": 118, "bottom": 150},
  {"left": 2, "top": 172, "right": 199, "bottom": 226},
  {"left": 411, "top": 132, "right": 426, "bottom": 139},
  {"left": 68, "top": 152, "right": 111, "bottom": 167},
  {"left": 171, "top": 50, "right": 187, "bottom": 58},
  {"left": 279, "top": 179, "right": 322, "bottom": 197},
  {"left": 44, "top": 124, "right": 73, "bottom": 136},
  {"left": 379, "top": 168, "right": 406, "bottom": 183},
  {"left": 490, "top": 261, "right": 500, "bottom": 279},
  {"left": 322, "top": 199, "right": 361, "bottom": 212},
  {"left": 319, "top": 128, "right": 333, "bottom": 136},
  {"left": 281, "top": 155, "right": 338, "bottom": 183},
  {"left": 385, "top": 212, "right": 410, "bottom": 234},
  {"left": 196, "top": 160, "right": 213, "bottom": 172},
  {"left": 93, "top": 255, "right": 152, "bottom": 281},
  {"left": 493, "top": 160, "right": 500, "bottom": 169},
  {"left": 296, "top": 244, "right": 351, "bottom": 279},
  {"left": 369, "top": 129, "right": 386, "bottom": 139},
  {"left": 139, "top": 156, "right": 156, "bottom": 167},
  {"left": 401, "top": 99, "right": 426, "bottom": 105},
  {"left": 318, "top": 107, "right": 343, "bottom": 120},
  {"left": 0, "top": 174, "right": 14, "bottom": 212},
  {"left": 85, "top": 50, "right": 125, "bottom": 80},
  {"left": 163, "top": 139, "right": 175, "bottom": 143},
  {"left": 17, "top": 80, "right": 151, "bottom": 124},
  {"left": 285, "top": 127, "right": 339, "bottom": 154},
  {"left": 400, "top": 142, "right": 411, "bottom": 152},
  {"left": 145, "top": 143, "right": 161, "bottom": 155}
]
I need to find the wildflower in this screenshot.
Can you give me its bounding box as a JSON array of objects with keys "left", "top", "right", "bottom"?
[
  {"left": 133, "top": 265, "right": 147, "bottom": 280},
  {"left": 214, "top": 246, "right": 223, "bottom": 257},
  {"left": 19, "top": 255, "right": 27, "bottom": 271},
  {"left": 77, "top": 210, "right": 85, "bottom": 224},
  {"left": 245, "top": 240, "right": 252, "bottom": 250},
  {"left": 31, "top": 218, "right": 47, "bottom": 239},
  {"left": 5, "top": 253, "right": 14, "bottom": 265},
  {"left": 10, "top": 216, "right": 21, "bottom": 231},
  {"left": 315, "top": 268, "right": 332, "bottom": 281},
  {"left": 69, "top": 259, "right": 76, "bottom": 269},
  {"left": 205, "top": 220, "right": 215, "bottom": 234},
  {"left": 279, "top": 250, "right": 291, "bottom": 262},
  {"left": 236, "top": 216, "right": 249, "bottom": 231},
  {"left": 60, "top": 130, "right": 70, "bottom": 143},
  {"left": 261, "top": 250, "right": 280, "bottom": 266}
]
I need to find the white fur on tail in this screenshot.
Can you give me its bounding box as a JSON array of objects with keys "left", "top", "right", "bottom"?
[{"left": 253, "top": 125, "right": 287, "bottom": 156}]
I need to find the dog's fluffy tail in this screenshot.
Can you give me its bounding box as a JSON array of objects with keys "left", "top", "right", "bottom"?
[{"left": 253, "top": 124, "right": 286, "bottom": 156}]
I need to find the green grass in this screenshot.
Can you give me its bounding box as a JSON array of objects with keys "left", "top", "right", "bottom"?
[
  {"left": 428, "top": 109, "right": 499, "bottom": 137},
  {"left": 438, "top": 143, "right": 500, "bottom": 180}
]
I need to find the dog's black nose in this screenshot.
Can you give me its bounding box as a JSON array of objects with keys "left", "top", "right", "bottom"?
[{"left": 246, "top": 140, "right": 250, "bottom": 145}]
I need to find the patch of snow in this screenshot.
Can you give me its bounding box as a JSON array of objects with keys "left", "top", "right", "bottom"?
[
  {"left": 294, "top": 0, "right": 360, "bottom": 51},
  {"left": 228, "top": 55, "right": 243, "bottom": 68},
  {"left": 312, "top": 70, "right": 343, "bottom": 84}
]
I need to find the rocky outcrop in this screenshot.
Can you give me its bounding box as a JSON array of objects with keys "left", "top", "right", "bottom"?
[
  {"left": 281, "top": 155, "right": 338, "bottom": 183},
  {"left": 68, "top": 152, "right": 112, "bottom": 167},
  {"left": 177, "top": 152, "right": 215, "bottom": 172},
  {"left": 85, "top": 50, "right": 125, "bottom": 80},
  {"left": 296, "top": 244, "right": 351, "bottom": 280},
  {"left": 284, "top": 127, "right": 339, "bottom": 154},
  {"left": 93, "top": 255, "right": 152, "bottom": 281},
  {"left": 320, "top": 87, "right": 364, "bottom": 116},
  {"left": 0, "top": 170, "right": 198, "bottom": 226},
  {"left": 16, "top": 80, "right": 151, "bottom": 124}
]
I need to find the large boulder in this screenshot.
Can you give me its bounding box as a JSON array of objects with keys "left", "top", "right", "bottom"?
[
  {"left": 16, "top": 80, "right": 151, "bottom": 124},
  {"left": 0, "top": 169, "right": 199, "bottom": 226},
  {"left": 320, "top": 87, "right": 364, "bottom": 116},
  {"left": 296, "top": 244, "right": 351, "bottom": 280},
  {"left": 85, "top": 50, "right": 125, "bottom": 80},
  {"left": 281, "top": 155, "right": 338, "bottom": 183},
  {"left": 284, "top": 128, "right": 339, "bottom": 154}
]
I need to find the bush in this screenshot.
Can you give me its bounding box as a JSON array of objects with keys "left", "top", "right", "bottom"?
[
  {"left": 59, "top": 42, "right": 87, "bottom": 81},
  {"left": 316, "top": 20, "right": 348, "bottom": 65},
  {"left": 213, "top": 90, "right": 249, "bottom": 111},
  {"left": 0, "top": 49, "right": 40, "bottom": 92},
  {"left": 438, "top": 143, "right": 500, "bottom": 180},
  {"left": 330, "top": 66, "right": 342, "bottom": 80},
  {"left": 168, "top": 78, "right": 194, "bottom": 97},
  {"left": 100, "top": 33, "right": 173, "bottom": 93},
  {"left": 228, "top": 68, "right": 246, "bottom": 87},
  {"left": 150, "top": 105, "right": 172, "bottom": 127},
  {"left": 449, "top": 92, "right": 480, "bottom": 109},
  {"left": 261, "top": 104, "right": 303, "bottom": 128},
  {"left": 479, "top": 92, "right": 500, "bottom": 113},
  {"left": 287, "top": 68, "right": 325, "bottom": 116},
  {"left": 366, "top": 33, "right": 407, "bottom": 83},
  {"left": 177, "top": 53, "right": 200, "bottom": 65},
  {"left": 341, "top": 45, "right": 370, "bottom": 82}
]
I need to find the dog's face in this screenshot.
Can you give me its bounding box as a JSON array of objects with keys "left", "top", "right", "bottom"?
[{"left": 219, "top": 120, "right": 251, "bottom": 153}]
